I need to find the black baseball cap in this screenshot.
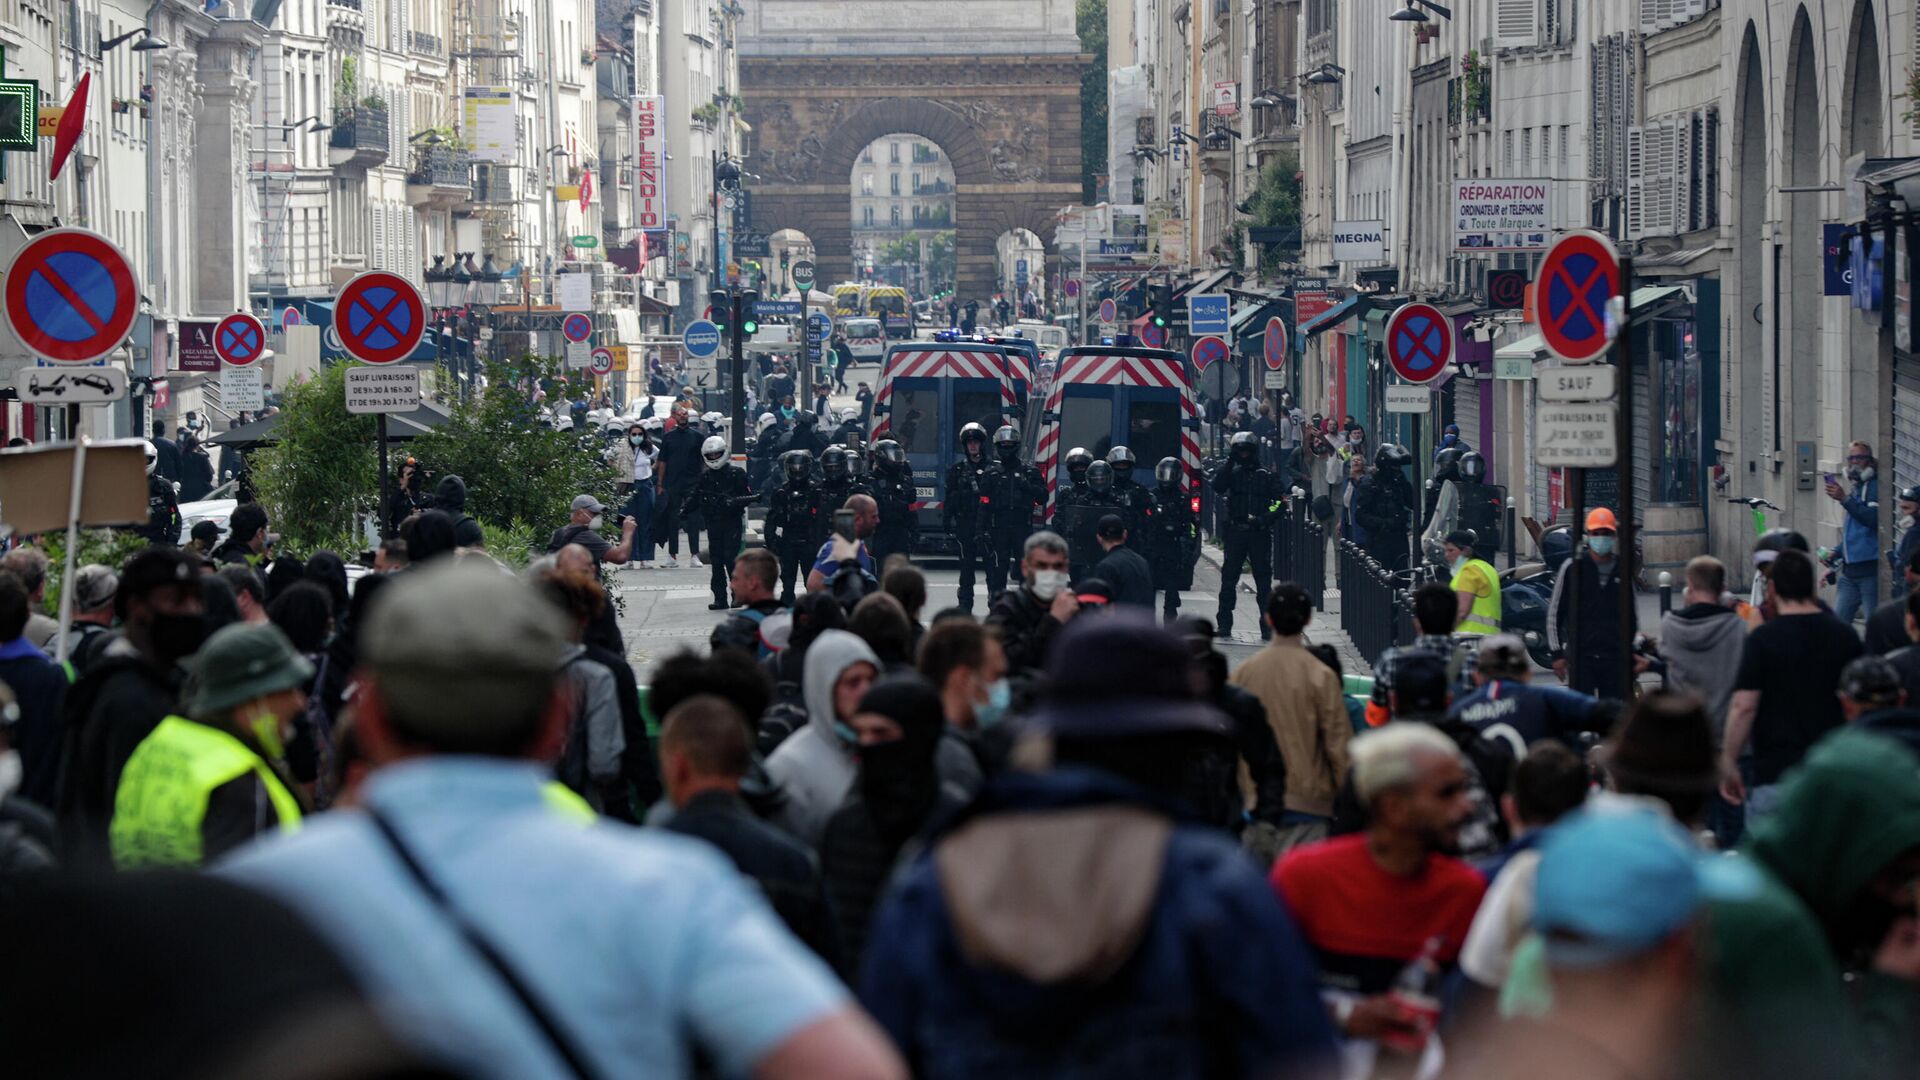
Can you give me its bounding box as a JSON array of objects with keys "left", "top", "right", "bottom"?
[{"left": 1391, "top": 652, "right": 1451, "bottom": 720}]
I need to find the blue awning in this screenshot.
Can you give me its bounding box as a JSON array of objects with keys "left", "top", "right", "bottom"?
[
  {"left": 300, "top": 298, "right": 336, "bottom": 328},
  {"left": 1300, "top": 294, "right": 1365, "bottom": 337},
  {"left": 1230, "top": 297, "right": 1290, "bottom": 353}
]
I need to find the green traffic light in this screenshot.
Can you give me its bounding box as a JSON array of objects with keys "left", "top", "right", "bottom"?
[
  {"left": 1151, "top": 313, "right": 1169, "bottom": 328},
  {"left": 742, "top": 319, "right": 759, "bottom": 334}
]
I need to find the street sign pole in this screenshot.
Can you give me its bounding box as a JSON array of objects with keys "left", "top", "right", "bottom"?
[
  {"left": 730, "top": 291, "right": 747, "bottom": 456},
  {"left": 1616, "top": 255, "right": 1636, "bottom": 700},
  {"left": 377, "top": 414, "right": 391, "bottom": 540}
]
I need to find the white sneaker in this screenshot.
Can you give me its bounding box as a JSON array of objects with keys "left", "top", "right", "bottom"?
[
  {"left": 637, "top": 560, "right": 653, "bottom": 569},
  {"left": 660, "top": 555, "right": 678, "bottom": 568},
  {"left": 689, "top": 556, "right": 703, "bottom": 568}
]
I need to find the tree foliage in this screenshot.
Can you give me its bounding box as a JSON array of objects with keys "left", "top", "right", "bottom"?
[
  {"left": 1231, "top": 149, "right": 1304, "bottom": 273},
  {"left": 252, "top": 362, "right": 380, "bottom": 554},
  {"left": 1078, "top": 0, "right": 1108, "bottom": 203},
  {"left": 409, "top": 356, "right": 618, "bottom": 538}
]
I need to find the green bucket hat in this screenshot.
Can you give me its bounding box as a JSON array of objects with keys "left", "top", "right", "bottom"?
[{"left": 187, "top": 623, "right": 314, "bottom": 716}]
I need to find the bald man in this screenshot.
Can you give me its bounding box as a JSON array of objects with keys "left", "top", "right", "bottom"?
[{"left": 806, "top": 494, "right": 880, "bottom": 593}]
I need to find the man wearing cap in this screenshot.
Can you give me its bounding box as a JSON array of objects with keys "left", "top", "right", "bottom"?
[
  {"left": 60, "top": 564, "right": 120, "bottom": 677},
  {"left": 545, "top": 494, "right": 640, "bottom": 570},
  {"left": 861, "top": 612, "right": 1339, "bottom": 1079},
  {"left": 109, "top": 623, "right": 309, "bottom": 868},
  {"left": 1447, "top": 635, "right": 1606, "bottom": 756},
  {"left": 219, "top": 562, "right": 904, "bottom": 1080},
  {"left": 1834, "top": 655, "right": 1920, "bottom": 756},
  {"left": 1547, "top": 506, "right": 1640, "bottom": 697},
  {"left": 1824, "top": 439, "right": 1880, "bottom": 623},
  {"left": 1089, "top": 513, "right": 1154, "bottom": 611}
]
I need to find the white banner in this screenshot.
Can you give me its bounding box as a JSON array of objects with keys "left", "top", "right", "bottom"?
[
  {"left": 1331, "top": 220, "right": 1386, "bottom": 263},
  {"left": 462, "top": 87, "right": 517, "bottom": 164},
  {"left": 633, "top": 95, "right": 666, "bottom": 230},
  {"left": 1454, "top": 178, "right": 1553, "bottom": 252}
]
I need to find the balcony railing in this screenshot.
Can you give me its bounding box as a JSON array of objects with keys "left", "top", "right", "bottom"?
[
  {"left": 911, "top": 180, "right": 954, "bottom": 196},
  {"left": 409, "top": 146, "right": 472, "bottom": 189},
  {"left": 409, "top": 30, "right": 444, "bottom": 55},
  {"left": 328, "top": 106, "right": 390, "bottom": 168},
  {"left": 327, "top": 0, "right": 362, "bottom": 8},
  {"left": 469, "top": 163, "right": 516, "bottom": 204}
]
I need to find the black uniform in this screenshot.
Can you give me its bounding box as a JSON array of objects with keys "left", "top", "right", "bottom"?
[
  {"left": 680, "top": 464, "right": 756, "bottom": 605},
  {"left": 765, "top": 474, "right": 822, "bottom": 604},
  {"left": 1455, "top": 481, "right": 1505, "bottom": 556},
  {"left": 944, "top": 452, "right": 1002, "bottom": 612},
  {"left": 1110, "top": 477, "right": 1156, "bottom": 553},
  {"left": 991, "top": 459, "right": 1045, "bottom": 587},
  {"left": 814, "top": 474, "right": 870, "bottom": 524},
  {"left": 868, "top": 462, "right": 917, "bottom": 569},
  {"left": 1356, "top": 467, "right": 1415, "bottom": 572},
  {"left": 1147, "top": 483, "right": 1199, "bottom": 620},
  {"left": 143, "top": 475, "right": 181, "bottom": 546},
  {"left": 1211, "top": 454, "right": 1282, "bottom": 637},
  {"left": 1054, "top": 484, "right": 1121, "bottom": 584}
]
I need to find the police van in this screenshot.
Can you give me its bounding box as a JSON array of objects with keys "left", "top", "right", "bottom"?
[
  {"left": 869, "top": 334, "right": 1034, "bottom": 552},
  {"left": 839, "top": 316, "right": 888, "bottom": 363},
  {"left": 1033, "top": 344, "right": 1201, "bottom": 518}
]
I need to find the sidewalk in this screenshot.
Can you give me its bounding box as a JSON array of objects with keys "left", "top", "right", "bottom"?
[{"left": 1199, "top": 536, "right": 1369, "bottom": 675}]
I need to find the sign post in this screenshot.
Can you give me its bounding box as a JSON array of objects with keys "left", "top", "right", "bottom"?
[{"left": 334, "top": 269, "right": 428, "bottom": 538}]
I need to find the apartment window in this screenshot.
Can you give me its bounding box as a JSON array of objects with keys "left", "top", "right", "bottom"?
[
  {"left": 890, "top": 141, "right": 901, "bottom": 163},
  {"left": 1522, "top": 128, "right": 1533, "bottom": 175},
  {"left": 863, "top": 206, "right": 874, "bottom": 225},
  {"left": 1559, "top": 124, "right": 1571, "bottom": 175},
  {"left": 890, "top": 173, "right": 900, "bottom": 196},
  {"left": 891, "top": 206, "right": 901, "bottom": 226},
  {"left": 861, "top": 147, "right": 873, "bottom": 163},
  {"left": 1503, "top": 129, "right": 1515, "bottom": 174},
  {"left": 862, "top": 173, "right": 873, "bottom": 194}
]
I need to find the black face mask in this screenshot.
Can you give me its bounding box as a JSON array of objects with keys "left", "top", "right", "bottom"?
[
  {"left": 858, "top": 737, "right": 940, "bottom": 847},
  {"left": 147, "top": 612, "right": 210, "bottom": 668}
]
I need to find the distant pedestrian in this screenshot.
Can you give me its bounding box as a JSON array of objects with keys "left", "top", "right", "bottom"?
[
  {"left": 1088, "top": 514, "right": 1153, "bottom": 610},
  {"left": 0, "top": 572, "right": 65, "bottom": 808},
  {"left": 1229, "top": 583, "right": 1351, "bottom": 852}
]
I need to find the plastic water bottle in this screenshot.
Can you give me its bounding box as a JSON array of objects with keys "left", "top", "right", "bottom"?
[{"left": 1381, "top": 936, "right": 1444, "bottom": 1055}]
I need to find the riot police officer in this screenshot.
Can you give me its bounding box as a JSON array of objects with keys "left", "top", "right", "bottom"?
[
  {"left": 1454, "top": 450, "right": 1504, "bottom": 556},
  {"left": 679, "top": 436, "right": 757, "bottom": 610},
  {"left": 1357, "top": 442, "right": 1416, "bottom": 572},
  {"left": 765, "top": 450, "right": 823, "bottom": 603},
  {"left": 1147, "top": 456, "right": 1199, "bottom": 622},
  {"left": 141, "top": 440, "right": 182, "bottom": 546},
  {"left": 945, "top": 422, "right": 1003, "bottom": 612},
  {"left": 1106, "top": 446, "right": 1156, "bottom": 553},
  {"left": 1212, "top": 431, "right": 1282, "bottom": 639},
  {"left": 1062, "top": 446, "right": 1094, "bottom": 498},
  {"left": 868, "top": 438, "right": 917, "bottom": 568},
  {"left": 1065, "top": 460, "right": 1124, "bottom": 584},
  {"left": 815, "top": 445, "right": 869, "bottom": 523},
  {"left": 1427, "top": 446, "right": 1463, "bottom": 525},
  {"left": 991, "top": 425, "right": 1044, "bottom": 587}
]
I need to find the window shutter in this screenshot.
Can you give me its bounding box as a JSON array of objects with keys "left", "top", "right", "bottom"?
[
  {"left": 1493, "top": 0, "right": 1538, "bottom": 49},
  {"left": 371, "top": 202, "right": 387, "bottom": 271},
  {"left": 1625, "top": 124, "right": 1645, "bottom": 239},
  {"left": 1671, "top": 116, "right": 1693, "bottom": 234},
  {"left": 1701, "top": 106, "right": 1720, "bottom": 229}
]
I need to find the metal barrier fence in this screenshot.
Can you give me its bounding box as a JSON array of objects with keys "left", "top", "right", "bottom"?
[
  {"left": 1337, "top": 538, "right": 1415, "bottom": 664},
  {"left": 1274, "top": 498, "right": 1327, "bottom": 611}
]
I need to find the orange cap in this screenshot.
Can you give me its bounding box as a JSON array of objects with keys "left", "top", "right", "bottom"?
[{"left": 1585, "top": 507, "right": 1618, "bottom": 532}]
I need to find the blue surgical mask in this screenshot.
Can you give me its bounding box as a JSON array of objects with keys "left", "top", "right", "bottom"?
[
  {"left": 976, "top": 678, "right": 1011, "bottom": 729},
  {"left": 1589, "top": 536, "right": 1616, "bottom": 557},
  {"left": 833, "top": 720, "right": 859, "bottom": 746},
  {"left": 1450, "top": 555, "right": 1467, "bottom": 575}
]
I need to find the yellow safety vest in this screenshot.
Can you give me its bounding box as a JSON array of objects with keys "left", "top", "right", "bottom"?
[
  {"left": 1452, "top": 558, "right": 1502, "bottom": 635},
  {"left": 110, "top": 716, "right": 303, "bottom": 868},
  {"left": 541, "top": 781, "right": 597, "bottom": 823}
]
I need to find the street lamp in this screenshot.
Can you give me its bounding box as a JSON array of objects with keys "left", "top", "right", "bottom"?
[
  {"left": 101, "top": 27, "right": 168, "bottom": 51},
  {"left": 284, "top": 115, "right": 332, "bottom": 134},
  {"left": 1304, "top": 63, "right": 1347, "bottom": 85},
  {"left": 1388, "top": 0, "right": 1452, "bottom": 20}
]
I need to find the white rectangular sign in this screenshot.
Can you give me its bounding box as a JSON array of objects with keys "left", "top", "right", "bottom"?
[
  {"left": 14, "top": 365, "right": 127, "bottom": 404},
  {"left": 1331, "top": 220, "right": 1386, "bottom": 263},
  {"left": 461, "top": 87, "right": 517, "bottom": 164},
  {"left": 1385, "top": 385, "right": 1431, "bottom": 413},
  {"left": 344, "top": 365, "right": 420, "bottom": 415},
  {"left": 1212, "top": 80, "right": 1238, "bottom": 116},
  {"left": 557, "top": 273, "right": 593, "bottom": 313},
  {"left": 221, "top": 366, "right": 265, "bottom": 411},
  {"left": 1454, "top": 178, "right": 1553, "bottom": 252},
  {"left": 1536, "top": 402, "right": 1620, "bottom": 467},
  {"left": 565, "top": 340, "right": 592, "bottom": 369},
  {"left": 632, "top": 95, "right": 666, "bottom": 230},
  {"left": 1493, "top": 355, "right": 1533, "bottom": 380},
  {"left": 1537, "top": 364, "right": 1618, "bottom": 402}
]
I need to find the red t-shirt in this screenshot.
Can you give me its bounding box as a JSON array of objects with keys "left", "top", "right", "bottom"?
[{"left": 1272, "top": 834, "right": 1486, "bottom": 995}]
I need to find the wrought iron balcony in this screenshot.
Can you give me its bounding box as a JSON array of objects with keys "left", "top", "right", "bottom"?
[
  {"left": 408, "top": 146, "right": 472, "bottom": 207},
  {"left": 327, "top": 106, "right": 390, "bottom": 169}
]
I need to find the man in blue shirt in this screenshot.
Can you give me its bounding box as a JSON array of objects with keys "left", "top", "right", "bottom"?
[
  {"left": 1447, "top": 634, "right": 1607, "bottom": 758},
  {"left": 807, "top": 493, "right": 878, "bottom": 593},
  {"left": 219, "top": 561, "right": 904, "bottom": 1080},
  {"left": 1827, "top": 440, "right": 1880, "bottom": 622}
]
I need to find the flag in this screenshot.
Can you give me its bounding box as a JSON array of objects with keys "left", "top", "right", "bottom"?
[
  {"left": 50, "top": 73, "right": 89, "bottom": 181},
  {"left": 579, "top": 167, "right": 594, "bottom": 212}
]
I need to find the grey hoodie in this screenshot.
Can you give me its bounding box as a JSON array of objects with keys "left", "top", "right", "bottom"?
[
  {"left": 764, "top": 630, "right": 878, "bottom": 844},
  {"left": 1660, "top": 601, "right": 1747, "bottom": 737}
]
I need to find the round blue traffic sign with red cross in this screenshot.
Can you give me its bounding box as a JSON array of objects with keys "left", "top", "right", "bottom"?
[
  {"left": 562, "top": 312, "right": 593, "bottom": 343},
  {"left": 336, "top": 270, "right": 426, "bottom": 365},
  {"left": 214, "top": 312, "right": 267, "bottom": 367},
  {"left": 3, "top": 227, "right": 141, "bottom": 365},
  {"left": 1191, "top": 334, "right": 1229, "bottom": 371},
  {"left": 1099, "top": 298, "right": 1118, "bottom": 323},
  {"left": 1140, "top": 322, "right": 1168, "bottom": 349},
  {"left": 1263, "top": 316, "right": 1289, "bottom": 371},
  {"left": 1538, "top": 230, "right": 1621, "bottom": 363},
  {"left": 1384, "top": 302, "right": 1454, "bottom": 385}
]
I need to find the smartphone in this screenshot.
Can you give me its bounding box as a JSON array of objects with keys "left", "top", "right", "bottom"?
[
  {"left": 832, "top": 509, "right": 856, "bottom": 542},
  {"left": 1824, "top": 472, "right": 1840, "bottom": 487}
]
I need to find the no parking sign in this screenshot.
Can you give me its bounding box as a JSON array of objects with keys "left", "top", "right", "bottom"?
[
  {"left": 1383, "top": 302, "right": 1453, "bottom": 385},
  {"left": 3, "top": 227, "right": 141, "bottom": 364}
]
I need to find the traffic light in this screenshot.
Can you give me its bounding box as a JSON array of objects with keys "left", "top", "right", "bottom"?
[
  {"left": 709, "top": 290, "right": 730, "bottom": 334},
  {"left": 1150, "top": 283, "right": 1172, "bottom": 330},
  {"left": 740, "top": 289, "right": 760, "bottom": 335}
]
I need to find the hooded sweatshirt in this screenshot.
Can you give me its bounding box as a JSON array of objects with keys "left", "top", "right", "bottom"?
[
  {"left": 431, "top": 476, "right": 485, "bottom": 548},
  {"left": 1705, "top": 730, "right": 1920, "bottom": 1080},
  {"left": 1659, "top": 601, "right": 1747, "bottom": 736},
  {"left": 763, "top": 630, "right": 878, "bottom": 845}
]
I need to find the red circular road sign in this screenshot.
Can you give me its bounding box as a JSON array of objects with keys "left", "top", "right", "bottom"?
[
  {"left": 1140, "top": 322, "right": 1168, "bottom": 348},
  {"left": 335, "top": 270, "right": 426, "bottom": 365},
  {"left": 1263, "top": 316, "right": 1289, "bottom": 371},
  {"left": 214, "top": 312, "right": 267, "bottom": 367},
  {"left": 1063, "top": 278, "right": 1080, "bottom": 298},
  {"left": 1383, "top": 302, "right": 1454, "bottom": 385},
  {"left": 3, "top": 227, "right": 141, "bottom": 364},
  {"left": 1191, "top": 334, "right": 1229, "bottom": 370},
  {"left": 1098, "top": 298, "right": 1118, "bottom": 323},
  {"left": 562, "top": 312, "right": 593, "bottom": 343},
  {"left": 588, "top": 347, "right": 615, "bottom": 376},
  {"left": 1537, "top": 230, "right": 1621, "bottom": 363}
]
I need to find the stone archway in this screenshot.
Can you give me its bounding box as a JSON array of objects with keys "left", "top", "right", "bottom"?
[{"left": 742, "top": 55, "right": 1084, "bottom": 304}]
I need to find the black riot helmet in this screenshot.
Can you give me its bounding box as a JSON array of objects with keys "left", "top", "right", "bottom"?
[
  {"left": 1087, "top": 459, "right": 1115, "bottom": 494},
  {"left": 1155, "top": 456, "right": 1182, "bottom": 489},
  {"left": 1457, "top": 450, "right": 1488, "bottom": 483},
  {"left": 993, "top": 425, "right": 1022, "bottom": 463},
  {"left": 1230, "top": 431, "right": 1260, "bottom": 464},
  {"left": 1107, "top": 445, "right": 1137, "bottom": 481},
  {"left": 1374, "top": 442, "right": 1413, "bottom": 470},
  {"left": 783, "top": 450, "right": 813, "bottom": 482},
  {"left": 1434, "top": 447, "right": 1463, "bottom": 480},
  {"left": 1066, "top": 446, "right": 1094, "bottom": 482},
  {"left": 820, "top": 445, "right": 849, "bottom": 479},
  {"left": 796, "top": 410, "right": 817, "bottom": 428},
  {"left": 959, "top": 422, "right": 989, "bottom": 458},
  {"left": 873, "top": 439, "right": 905, "bottom": 467}
]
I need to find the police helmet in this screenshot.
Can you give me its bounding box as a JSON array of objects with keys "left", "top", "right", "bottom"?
[
  {"left": 1229, "top": 431, "right": 1260, "bottom": 462},
  {"left": 1434, "top": 447, "right": 1463, "bottom": 476},
  {"left": 959, "top": 422, "right": 989, "bottom": 450},
  {"left": 1457, "top": 450, "right": 1488, "bottom": 483},
  {"left": 821, "top": 445, "right": 849, "bottom": 478},
  {"left": 1155, "top": 457, "right": 1182, "bottom": 488},
  {"left": 1087, "top": 459, "right": 1115, "bottom": 493},
  {"left": 142, "top": 439, "right": 158, "bottom": 475},
  {"left": 1066, "top": 447, "right": 1094, "bottom": 479},
  {"left": 993, "top": 425, "right": 1021, "bottom": 462},
  {"left": 702, "top": 436, "right": 729, "bottom": 470},
  {"left": 701, "top": 411, "right": 724, "bottom": 429},
  {"left": 1374, "top": 442, "right": 1413, "bottom": 469},
  {"left": 873, "top": 439, "right": 905, "bottom": 466},
  {"left": 796, "top": 410, "right": 817, "bottom": 428},
  {"left": 756, "top": 412, "right": 778, "bottom": 435},
  {"left": 782, "top": 451, "right": 813, "bottom": 481},
  {"left": 1539, "top": 525, "right": 1574, "bottom": 568},
  {"left": 1107, "top": 446, "right": 1137, "bottom": 480}
]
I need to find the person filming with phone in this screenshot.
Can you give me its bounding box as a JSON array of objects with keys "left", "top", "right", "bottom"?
[{"left": 807, "top": 495, "right": 879, "bottom": 595}]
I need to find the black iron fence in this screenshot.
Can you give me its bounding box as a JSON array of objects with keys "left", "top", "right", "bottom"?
[
  {"left": 1273, "top": 497, "right": 1326, "bottom": 611},
  {"left": 1337, "top": 539, "right": 1416, "bottom": 665}
]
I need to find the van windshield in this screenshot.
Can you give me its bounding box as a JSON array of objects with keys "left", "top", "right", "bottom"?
[
  {"left": 1125, "top": 396, "right": 1181, "bottom": 471},
  {"left": 892, "top": 386, "right": 939, "bottom": 454},
  {"left": 955, "top": 387, "right": 1003, "bottom": 438},
  {"left": 1059, "top": 394, "right": 1115, "bottom": 463},
  {"left": 846, "top": 319, "right": 882, "bottom": 337}
]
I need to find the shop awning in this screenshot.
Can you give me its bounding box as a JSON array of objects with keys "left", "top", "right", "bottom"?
[
  {"left": 1300, "top": 294, "right": 1365, "bottom": 337},
  {"left": 210, "top": 398, "right": 449, "bottom": 449},
  {"left": 1634, "top": 247, "right": 1716, "bottom": 272},
  {"left": 1630, "top": 284, "right": 1691, "bottom": 320},
  {"left": 1173, "top": 267, "right": 1236, "bottom": 300},
  {"left": 1496, "top": 331, "right": 1548, "bottom": 359}
]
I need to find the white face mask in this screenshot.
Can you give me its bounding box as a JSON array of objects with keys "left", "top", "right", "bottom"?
[
  {"left": 1030, "top": 568, "right": 1071, "bottom": 600},
  {"left": 0, "top": 749, "right": 19, "bottom": 801},
  {"left": 588, "top": 514, "right": 604, "bottom": 530}
]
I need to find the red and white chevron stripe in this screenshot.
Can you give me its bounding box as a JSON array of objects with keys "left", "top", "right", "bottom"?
[
  {"left": 871, "top": 348, "right": 1032, "bottom": 438},
  {"left": 1035, "top": 352, "right": 1200, "bottom": 515}
]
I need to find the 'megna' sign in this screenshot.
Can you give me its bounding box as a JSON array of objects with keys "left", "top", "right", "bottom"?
[{"left": 1332, "top": 220, "right": 1386, "bottom": 263}]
